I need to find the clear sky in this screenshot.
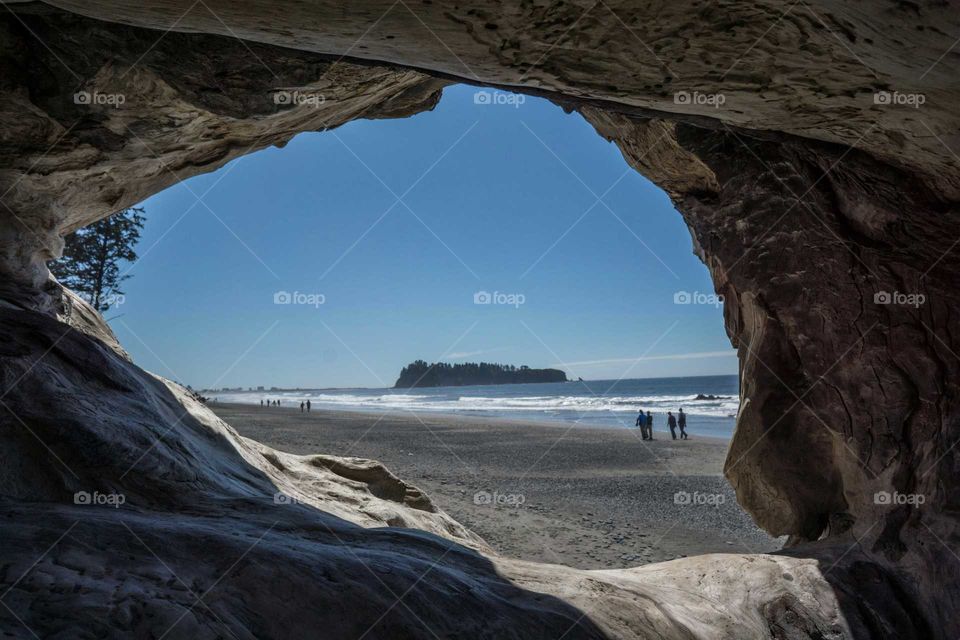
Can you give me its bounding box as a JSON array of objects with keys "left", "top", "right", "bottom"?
[{"left": 109, "top": 84, "right": 736, "bottom": 390}]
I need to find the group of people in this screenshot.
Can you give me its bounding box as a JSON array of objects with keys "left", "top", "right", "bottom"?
[
  {"left": 635, "top": 408, "right": 689, "bottom": 440},
  {"left": 259, "top": 398, "right": 312, "bottom": 412}
]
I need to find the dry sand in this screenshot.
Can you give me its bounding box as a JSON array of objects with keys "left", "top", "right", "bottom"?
[{"left": 213, "top": 403, "right": 781, "bottom": 569}]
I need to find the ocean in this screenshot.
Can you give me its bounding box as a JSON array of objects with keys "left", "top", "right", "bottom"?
[{"left": 211, "top": 374, "right": 740, "bottom": 439}]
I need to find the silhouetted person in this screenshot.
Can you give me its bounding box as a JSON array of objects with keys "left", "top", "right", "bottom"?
[
  {"left": 260, "top": 399, "right": 263, "bottom": 407},
  {"left": 646, "top": 411, "right": 654, "bottom": 439},
  {"left": 667, "top": 411, "right": 677, "bottom": 440},
  {"left": 300, "top": 401, "right": 305, "bottom": 413},
  {"left": 678, "top": 408, "right": 688, "bottom": 439},
  {"left": 636, "top": 410, "right": 648, "bottom": 439},
  {"left": 306, "top": 399, "right": 311, "bottom": 412}
]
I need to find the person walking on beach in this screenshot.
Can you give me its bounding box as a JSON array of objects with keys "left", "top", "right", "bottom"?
[
  {"left": 306, "top": 399, "right": 311, "bottom": 413},
  {"left": 636, "top": 409, "right": 648, "bottom": 439},
  {"left": 300, "top": 401, "right": 305, "bottom": 413},
  {"left": 678, "top": 408, "right": 688, "bottom": 439},
  {"left": 646, "top": 411, "right": 654, "bottom": 439},
  {"left": 260, "top": 399, "right": 264, "bottom": 407},
  {"left": 667, "top": 411, "right": 678, "bottom": 440}
]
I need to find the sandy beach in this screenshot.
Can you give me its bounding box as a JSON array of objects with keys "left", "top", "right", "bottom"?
[{"left": 213, "top": 402, "right": 780, "bottom": 569}]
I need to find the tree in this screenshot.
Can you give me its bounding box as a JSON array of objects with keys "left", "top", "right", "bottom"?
[
  {"left": 49, "top": 207, "right": 145, "bottom": 311},
  {"left": 394, "top": 360, "right": 567, "bottom": 388}
]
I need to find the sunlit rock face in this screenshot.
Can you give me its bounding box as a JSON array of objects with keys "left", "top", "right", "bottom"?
[{"left": 1, "top": 2, "right": 959, "bottom": 638}]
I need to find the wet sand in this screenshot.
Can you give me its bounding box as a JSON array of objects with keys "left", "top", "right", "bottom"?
[{"left": 212, "top": 402, "right": 781, "bottom": 569}]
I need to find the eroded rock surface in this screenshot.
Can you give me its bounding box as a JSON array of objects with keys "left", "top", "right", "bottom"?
[
  {"left": 39, "top": 0, "right": 960, "bottom": 195},
  {"left": 584, "top": 109, "right": 960, "bottom": 634},
  {"left": 1, "top": 1, "right": 958, "bottom": 638}
]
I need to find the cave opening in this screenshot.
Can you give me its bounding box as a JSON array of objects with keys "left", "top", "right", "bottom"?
[
  {"left": 89, "top": 83, "right": 780, "bottom": 569},
  {"left": 4, "top": 1, "right": 959, "bottom": 636}
]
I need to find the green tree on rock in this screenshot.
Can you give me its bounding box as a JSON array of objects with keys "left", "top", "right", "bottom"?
[{"left": 49, "top": 207, "right": 146, "bottom": 311}]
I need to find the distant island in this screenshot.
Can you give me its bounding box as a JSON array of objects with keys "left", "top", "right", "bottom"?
[{"left": 394, "top": 360, "right": 568, "bottom": 388}]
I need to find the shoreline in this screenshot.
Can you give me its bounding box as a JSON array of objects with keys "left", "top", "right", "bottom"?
[
  {"left": 212, "top": 399, "right": 732, "bottom": 442},
  {"left": 212, "top": 403, "right": 777, "bottom": 568}
]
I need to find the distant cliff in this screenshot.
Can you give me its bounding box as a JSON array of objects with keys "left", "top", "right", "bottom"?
[{"left": 394, "top": 360, "right": 567, "bottom": 388}]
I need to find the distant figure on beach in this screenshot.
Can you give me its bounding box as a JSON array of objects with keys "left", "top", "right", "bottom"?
[
  {"left": 646, "top": 411, "right": 654, "bottom": 439},
  {"left": 306, "top": 399, "right": 311, "bottom": 412},
  {"left": 300, "top": 401, "right": 305, "bottom": 412},
  {"left": 260, "top": 399, "right": 263, "bottom": 407},
  {"left": 636, "top": 410, "right": 648, "bottom": 439},
  {"left": 678, "top": 408, "right": 688, "bottom": 439},
  {"left": 667, "top": 411, "right": 678, "bottom": 440}
]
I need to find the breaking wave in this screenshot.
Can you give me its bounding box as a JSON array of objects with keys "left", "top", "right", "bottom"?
[{"left": 219, "top": 390, "right": 739, "bottom": 418}]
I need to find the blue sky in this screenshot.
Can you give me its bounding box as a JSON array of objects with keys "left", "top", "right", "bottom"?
[{"left": 109, "top": 84, "right": 736, "bottom": 389}]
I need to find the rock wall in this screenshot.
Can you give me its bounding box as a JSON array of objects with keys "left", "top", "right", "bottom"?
[
  {"left": 1, "top": 1, "right": 959, "bottom": 637},
  {"left": 585, "top": 109, "right": 960, "bottom": 629}
]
